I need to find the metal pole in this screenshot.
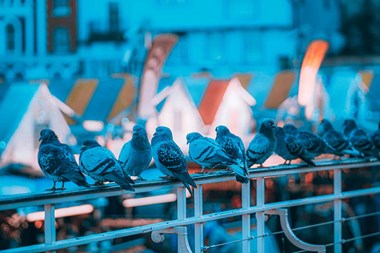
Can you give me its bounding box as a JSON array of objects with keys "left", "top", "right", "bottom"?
[
  {"left": 177, "top": 187, "right": 187, "bottom": 252},
  {"left": 334, "top": 169, "right": 342, "bottom": 253},
  {"left": 194, "top": 185, "right": 203, "bottom": 253},
  {"left": 256, "top": 177, "right": 265, "bottom": 253},
  {"left": 242, "top": 181, "right": 251, "bottom": 253},
  {"left": 44, "top": 204, "right": 56, "bottom": 253}
]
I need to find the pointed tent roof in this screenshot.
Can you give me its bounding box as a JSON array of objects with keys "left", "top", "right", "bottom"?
[
  {"left": 199, "top": 80, "right": 229, "bottom": 125},
  {"left": 246, "top": 71, "right": 296, "bottom": 109},
  {"left": 0, "top": 84, "right": 40, "bottom": 146},
  {"left": 47, "top": 75, "right": 136, "bottom": 124},
  {"left": 367, "top": 73, "right": 380, "bottom": 112},
  {"left": 181, "top": 77, "right": 209, "bottom": 108}
]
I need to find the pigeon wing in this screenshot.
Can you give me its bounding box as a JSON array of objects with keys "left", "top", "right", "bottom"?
[
  {"left": 118, "top": 141, "right": 131, "bottom": 166},
  {"left": 246, "top": 134, "right": 270, "bottom": 162},
  {"left": 157, "top": 141, "right": 187, "bottom": 174}
]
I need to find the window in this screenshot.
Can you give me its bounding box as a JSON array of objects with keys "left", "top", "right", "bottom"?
[
  {"left": 109, "top": 2, "right": 119, "bottom": 32},
  {"left": 6, "top": 24, "right": 15, "bottom": 52},
  {"left": 53, "top": 0, "right": 71, "bottom": 16},
  {"left": 53, "top": 28, "right": 70, "bottom": 53}
]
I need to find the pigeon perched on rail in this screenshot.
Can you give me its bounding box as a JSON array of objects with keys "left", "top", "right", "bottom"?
[
  {"left": 79, "top": 140, "right": 135, "bottom": 191},
  {"left": 186, "top": 132, "right": 237, "bottom": 172},
  {"left": 118, "top": 124, "right": 152, "bottom": 179},
  {"left": 215, "top": 125, "right": 249, "bottom": 183},
  {"left": 274, "top": 126, "right": 297, "bottom": 165},
  {"left": 283, "top": 124, "right": 316, "bottom": 166},
  {"left": 318, "top": 119, "right": 350, "bottom": 157},
  {"left": 343, "top": 119, "right": 380, "bottom": 159},
  {"left": 151, "top": 126, "right": 197, "bottom": 195},
  {"left": 246, "top": 119, "right": 277, "bottom": 168},
  {"left": 38, "top": 129, "right": 90, "bottom": 191},
  {"left": 286, "top": 123, "right": 340, "bottom": 158},
  {"left": 371, "top": 122, "right": 380, "bottom": 150}
]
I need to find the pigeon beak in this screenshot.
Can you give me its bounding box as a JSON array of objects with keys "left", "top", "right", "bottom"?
[{"left": 186, "top": 140, "right": 189, "bottom": 144}]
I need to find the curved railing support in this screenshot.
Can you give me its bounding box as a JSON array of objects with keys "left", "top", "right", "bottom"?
[
  {"left": 151, "top": 226, "right": 193, "bottom": 253},
  {"left": 265, "top": 209, "right": 326, "bottom": 253}
]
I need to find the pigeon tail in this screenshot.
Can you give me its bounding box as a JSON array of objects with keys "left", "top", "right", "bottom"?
[
  {"left": 173, "top": 172, "right": 197, "bottom": 196},
  {"left": 299, "top": 156, "right": 316, "bottom": 167},
  {"left": 235, "top": 174, "right": 249, "bottom": 184},
  {"left": 230, "top": 164, "right": 249, "bottom": 183},
  {"left": 63, "top": 172, "right": 90, "bottom": 188},
  {"left": 106, "top": 173, "right": 135, "bottom": 191},
  {"left": 122, "top": 169, "right": 135, "bottom": 184}
]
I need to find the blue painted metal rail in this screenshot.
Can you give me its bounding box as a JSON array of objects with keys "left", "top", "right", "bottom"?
[{"left": 0, "top": 158, "right": 379, "bottom": 253}]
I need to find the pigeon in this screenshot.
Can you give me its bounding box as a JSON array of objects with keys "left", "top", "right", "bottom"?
[
  {"left": 151, "top": 126, "right": 197, "bottom": 195},
  {"left": 38, "top": 129, "right": 90, "bottom": 190},
  {"left": 318, "top": 119, "right": 350, "bottom": 157},
  {"left": 283, "top": 124, "right": 316, "bottom": 166},
  {"left": 343, "top": 119, "right": 380, "bottom": 159},
  {"left": 186, "top": 132, "right": 237, "bottom": 172},
  {"left": 246, "top": 119, "right": 277, "bottom": 167},
  {"left": 79, "top": 140, "right": 135, "bottom": 191},
  {"left": 118, "top": 124, "right": 152, "bottom": 179},
  {"left": 285, "top": 123, "right": 340, "bottom": 158},
  {"left": 215, "top": 125, "right": 249, "bottom": 183},
  {"left": 274, "top": 126, "right": 297, "bottom": 164},
  {"left": 371, "top": 122, "right": 380, "bottom": 149}
]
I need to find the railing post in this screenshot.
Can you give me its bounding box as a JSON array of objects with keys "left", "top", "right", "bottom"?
[
  {"left": 242, "top": 180, "right": 251, "bottom": 253},
  {"left": 44, "top": 204, "right": 56, "bottom": 253},
  {"left": 177, "top": 187, "right": 187, "bottom": 252},
  {"left": 256, "top": 177, "right": 265, "bottom": 253},
  {"left": 194, "top": 185, "right": 203, "bottom": 253},
  {"left": 334, "top": 169, "right": 342, "bottom": 253}
]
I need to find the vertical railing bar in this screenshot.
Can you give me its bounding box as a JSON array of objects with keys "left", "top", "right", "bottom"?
[
  {"left": 256, "top": 177, "right": 265, "bottom": 253},
  {"left": 194, "top": 185, "right": 203, "bottom": 253},
  {"left": 242, "top": 180, "right": 251, "bottom": 253},
  {"left": 334, "top": 169, "right": 342, "bottom": 253},
  {"left": 177, "top": 187, "right": 187, "bottom": 252},
  {"left": 44, "top": 204, "right": 56, "bottom": 253}
]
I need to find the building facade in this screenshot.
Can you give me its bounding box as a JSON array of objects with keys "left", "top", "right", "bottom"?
[{"left": 0, "top": 0, "right": 344, "bottom": 82}]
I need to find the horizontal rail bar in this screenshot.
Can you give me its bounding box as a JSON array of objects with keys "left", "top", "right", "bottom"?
[
  {"left": 2, "top": 185, "right": 379, "bottom": 253},
  {"left": 1, "top": 158, "right": 378, "bottom": 210}
]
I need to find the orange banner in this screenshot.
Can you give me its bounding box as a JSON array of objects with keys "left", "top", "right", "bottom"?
[
  {"left": 298, "top": 40, "right": 329, "bottom": 107},
  {"left": 138, "top": 34, "right": 178, "bottom": 119}
]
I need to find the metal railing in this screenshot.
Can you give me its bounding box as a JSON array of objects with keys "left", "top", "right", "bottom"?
[{"left": 0, "top": 158, "right": 380, "bottom": 253}]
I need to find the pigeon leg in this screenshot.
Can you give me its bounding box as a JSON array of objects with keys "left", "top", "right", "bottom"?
[
  {"left": 60, "top": 182, "right": 66, "bottom": 190},
  {"left": 283, "top": 160, "right": 288, "bottom": 165},
  {"left": 159, "top": 175, "right": 177, "bottom": 182},
  {"left": 46, "top": 182, "right": 57, "bottom": 191},
  {"left": 196, "top": 166, "right": 207, "bottom": 174},
  {"left": 136, "top": 177, "right": 146, "bottom": 182}
]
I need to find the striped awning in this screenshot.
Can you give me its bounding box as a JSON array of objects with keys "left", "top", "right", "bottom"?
[{"left": 47, "top": 75, "right": 136, "bottom": 125}]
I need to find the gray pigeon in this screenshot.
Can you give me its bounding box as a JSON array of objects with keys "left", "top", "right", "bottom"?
[
  {"left": 186, "top": 132, "right": 237, "bottom": 172},
  {"left": 246, "top": 119, "right": 277, "bottom": 167},
  {"left": 215, "top": 125, "right": 249, "bottom": 183},
  {"left": 79, "top": 140, "right": 135, "bottom": 191},
  {"left": 343, "top": 119, "right": 380, "bottom": 159},
  {"left": 285, "top": 124, "right": 339, "bottom": 158},
  {"left": 38, "top": 129, "right": 90, "bottom": 190},
  {"left": 151, "top": 126, "right": 197, "bottom": 195},
  {"left": 274, "top": 126, "right": 296, "bottom": 164},
  {"left": 283, "top": 124, "right": 316, "bottom": 166},
  {"left": 318, "top": 119, "right": 349, "bottom": 157},
  {"left": 118, "top": 124, "right": 152, "bottom": 179},
  {"left": 371, "top": 122, "right": 380, "bottom": 149}
]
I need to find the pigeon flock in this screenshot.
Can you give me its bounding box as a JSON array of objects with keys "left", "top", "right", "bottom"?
[{"left": 38, "top": 118, "right": 380, "bottom": 192}]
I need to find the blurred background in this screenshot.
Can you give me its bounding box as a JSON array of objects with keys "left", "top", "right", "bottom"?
[{"left": 0, "top": 0, "right": 380, "bottom": 252}]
